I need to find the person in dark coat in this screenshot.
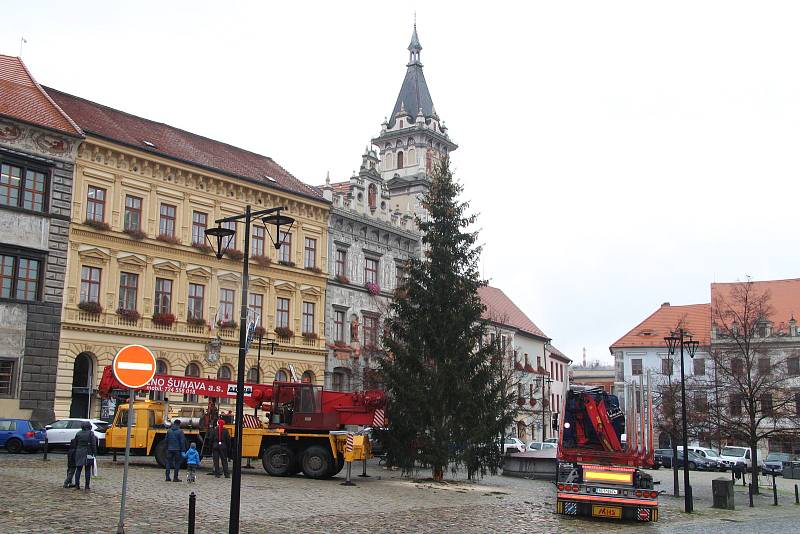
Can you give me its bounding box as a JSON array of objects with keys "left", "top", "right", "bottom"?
[
  {"left": 73, "top": 421, "right": 97, "bottom": 490},
  {"left": 212, "top": 418, "right": 231, "bottom": 478},
  {"left": 63, "top": 436, "right": 78, "bottom": 488},
  {"left": 165, "top": 419, "right": 187, "bottom": 482}
]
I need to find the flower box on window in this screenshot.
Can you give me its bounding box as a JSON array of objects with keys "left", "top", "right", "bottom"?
[
  {"left": 278, "top": 260, "right": 296, "bottom": 268},
  {"left": 365, "top": 282, "right": 381, "bottom": 296},
  {"left": 78, "top": 301, "right": 103, "bottom": 314},
  {"left": 152, "top": 312, "right": 176, "bottom": 326},
  {"left": 274, "top": 326, "right": 294, "bottom": 338},
  {"left": 187, "top": 317, "right": 207, "bottom": 327},
  {"left": 156, "top": 233, "right": 181, "bottom": 245},
  {"left": 514, "top": 361, "right": 525, "bottom": 371},
  {"left": 217, "top": 319, "right": 238, "bottom": 329},
  {"left": 84, "top": 219, "right": 111, "bottom": 232},
  {"left": 335, "top": 274, "right": 350, "bottom": 284},
  {"left": 302, "top": 331, "right": 318, "bottom": 340},
  {"left": 225, "top": 249, "right": 244, "bottom": 261},
  {"left": 530, "top": 398, "right": 538, "bottom": 407},
  {"left": 116, "top": 308, "right": 140, "bottom": 322},
  {"left": 252, "top": 255, "right": 272, "bottom": 268},
  {"left": 333, "top": 340, "right": 349, "bottom": 349},
  {"left": 123, "top": 228, "right": 147, "bottom": 240},
  {"left": 516, "top": 397, "right": 526, "bottom": 406},
  {"left": 191, "top": 242, "right": 213, "bottom": 253},
  {"left": 304, "top": 266, "right": 323, "bottom": 274},
  {"left": 254, "top": 326, "right": 266, "bottom": 337}
]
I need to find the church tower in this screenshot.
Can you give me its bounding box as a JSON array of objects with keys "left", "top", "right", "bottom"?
[{"left": 372, "top": 23, "right": 457, "bottom": 220}]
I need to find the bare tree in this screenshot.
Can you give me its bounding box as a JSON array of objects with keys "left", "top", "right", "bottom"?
[{"left": 702, "top": 279, "right": 800, "bottom": 492}]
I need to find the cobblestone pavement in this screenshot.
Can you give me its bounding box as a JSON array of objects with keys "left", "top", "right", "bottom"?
[{"left": 1, "top": 452, "right": 799, "bottom": 533}]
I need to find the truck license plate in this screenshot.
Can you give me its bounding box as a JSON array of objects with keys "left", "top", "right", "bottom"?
[
  {"left": 592, "top": 505, "right": 622, "bottom": 519},
  {"left": 595, "top": 488, "right": 619, "bottom": 495}
]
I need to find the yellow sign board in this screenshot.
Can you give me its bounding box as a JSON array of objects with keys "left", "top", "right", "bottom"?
[{"left": 592, "top": 505, "right": 622, "bottom": 519}]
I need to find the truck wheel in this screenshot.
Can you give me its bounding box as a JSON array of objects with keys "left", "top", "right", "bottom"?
[
  {"left": 333, "top": 455, "right": 345, "bottom": 476},
  {"left": 154, "top": 440, "right": 168, "bottom": 468},
  {"left": 301, "top": 445, "right": 333, "bottom": 479},
  {"left": 262, "top": 444, "right": 295, "bottom": 476}
]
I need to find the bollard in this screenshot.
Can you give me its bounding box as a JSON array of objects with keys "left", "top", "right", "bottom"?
[
  {"left": 340, "top": 461, "right": 356, "bottom": 487},
  {"left": 748, "top": 483, "right": 754, "bottom": 507},
  {"left": 358, "top": 458, "right": 370, "bottom": 478},
  {"left": 113, "top": 448, "right": 117, "bottom": 463},
  {"left": 188, "top": 492, "right": 196, "bottom": 534},
  {"left": 42, "top": 436, "right": 48, "bottom": 461},
  {"left": 795, "top": 484, "right": 799, "bottom": 505},
  {"left": 773, "top": 474, "right": 778, "bottom": 506}
]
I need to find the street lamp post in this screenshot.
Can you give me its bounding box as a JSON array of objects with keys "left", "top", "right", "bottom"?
[
  {"left": 205, "top": 205, "right": 294, "bottom": 534},
  {"left": 541, "top": 374, "right": 553, "bottom": 441},
  {"left": 664, "top": 329, "right": 700, "bottom": 514}
]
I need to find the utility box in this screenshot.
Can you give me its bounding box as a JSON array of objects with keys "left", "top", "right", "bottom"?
[
  {"left": 783, "top": 461, "right": 800, "bottom": 479},
  {"left": 712, "top": 478, "right": 735, "bottom": 510}
]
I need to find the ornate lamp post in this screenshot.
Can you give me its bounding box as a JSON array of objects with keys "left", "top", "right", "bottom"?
[
  {"left": 664, "top": 329, "right": 699, "bottom": 513},
  {"left": 205, "top": 205, "right": 294, "bottom": 534}
]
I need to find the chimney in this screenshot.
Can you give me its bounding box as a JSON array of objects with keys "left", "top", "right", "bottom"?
[
  {"left": 790, "top": 316, "right": 798, "bottom": 337},
  {"left": 661, "top": 302, "right": 670, "bottom": 307}
]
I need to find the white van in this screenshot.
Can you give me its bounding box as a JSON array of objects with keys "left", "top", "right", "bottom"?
[{"left": 719, "top": 445, "right": 767, "bottom": 470}]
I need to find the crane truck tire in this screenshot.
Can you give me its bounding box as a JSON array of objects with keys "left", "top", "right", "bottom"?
[
  {"left": 263, "top": 444, "right": 295, "bottom": 476},
  {"left": 301, "top": 445, "right": 333, "bottom": 479},
  {"left": 330, "top": 455, "right": 345, "bottom": 477}
]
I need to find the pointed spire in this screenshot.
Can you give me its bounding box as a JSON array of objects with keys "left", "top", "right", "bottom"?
[
  {"left": 325, "top": 171, "right": 330, "bottom": 186},
  {"left": 408, "top": 19, "right": 422, "bottom": 65}
]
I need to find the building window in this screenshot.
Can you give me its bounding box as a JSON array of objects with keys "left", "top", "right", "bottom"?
[
  {"left": 247, "top": 367, "right": 260, "bottom": 384},
  {"left": 731, "top": 357, "right": 744, "bottom": 375},
  {"left": 302, "top": 370, "right": 315, "bottom": 383},
  {"left": 364, "top": 257, "right": 378, "bottom": 284},
  {"left": 334, "top": 310, "right": 345, "bottom": 343},
  {"left": 631, "top": 358, "right": 643, "bottom": 376},
  {"left": 304, "top": 238, "right": 317, "bottom": 268},
  {"left": 693, "top": 392, "right": 708, "bottom": 412},
  {"left": 0, "top": 252, "right": 41, "bottom": 301},
  {"left": 219, "top": 288, "right": 235, "bottom": 322},
  {"left": 335, "top": 249, "right": 347, "bottom": 277},
  {"left": 332, "top": 368, "right": 350, "bottom": 392},
  {"left": 251, "top": 226, "right": 265, "bottom": 257},
  {"left": 248, "top": 293, "right": 263, "bottom": 325},
  {"left": 788, "top": 356, "right": 800, "bottom": 376},
  {"left": 795, "top": 393, "right": 800, "bottom": 416},
  {"left": 0, "top": 359, "right": 14, "bottom": 396},
  {"left": 191, "top": 211, "right": 207, "bottom": 245},
  {"left": 218, "top": 365, "right": 233, "bottom": 404},
  {"left": 183, "top": 363, "right": 200, "bottom": 402},
  {"left": 278, "top": 231, "right": 292, "bottom": 263},
  {"left": 660, "top": 358, "right": 673, "bottom": 375},
  {"left": 363, "top": 315, "right": 379, "bottom": 347},
  {"left": 397, "top": 151, "right": 404, "bottom": 168},
  {"left": 80, "top": 266, "right": 101, "bottom": 304},
  {"left": 761, "top": 393, "right": 774, "bottom": 416},
  {"left": 302, "top": 302, "right": 315, "bottom": 334},
  {"left": 154, "top": 278, "right": 172, "bottom": 315},
  {"left": 159, "top": 204, "right": 176, "bottom": 237},
  {"left": 693, "top": 357, "right": 705, "bottom": 376},
  {"left": 395, "top": 264, "right": 407, "bottom": 289},
  {"left": 275, "top": 369, "right": 289, "bottom": 382},
  {"left": 729, "top": 394, "right": 742, "bottom": 416},
  {"left": 1, "top": 161, "right": 48, "bottom": 212},
  {"left": 124, "top": 195, "right": 142, "bottom": 231},
  {"left": 221, "top": 220, "right": 236, "bottom": 250},
  {"left": 758, "top": 357, "right": 771, "bottom": 375},
  {"left": 149, "top": 360, "right": 168, "bottom": 401},
  {"left": 187, "top": 283, "right": 205, "bottom": 321},
  {"left": 276, "top": 297, "right": 290, "bottom": 328},
  {"left": 86, "top": 186, "right": 106, "bottom": 222},
  {"left": 118, "top": 272, "right": 138, "bottom": 311}
]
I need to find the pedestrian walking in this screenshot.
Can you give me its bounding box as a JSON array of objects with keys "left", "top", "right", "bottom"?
[
  {"left": 73, "top": 421, "right": 97, "bottom": 491},
  {"left": 63, "top": 436, "right": 78, "bottom": 488},
  {"left": 165, "top": 419, "right": 187, "bottom": 482},
  {"left": 182, "top": 442, "right": 200, "bottom": 483},
  {"left": 212, "top": 418, "right": 231, "bottom": 478}
]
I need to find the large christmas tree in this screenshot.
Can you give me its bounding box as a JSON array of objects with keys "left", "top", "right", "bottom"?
[{"left": 379, "top": 157, "right": 516, "bottom": 481}]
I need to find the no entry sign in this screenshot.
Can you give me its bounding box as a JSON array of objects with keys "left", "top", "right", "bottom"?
[{"left": 112, "top": 345, "right": 156, "bottom": 389}]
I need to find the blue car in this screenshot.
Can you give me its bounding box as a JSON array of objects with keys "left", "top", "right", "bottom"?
[{"left": 0, "top": 418, "right": 46, "bottom": 453}]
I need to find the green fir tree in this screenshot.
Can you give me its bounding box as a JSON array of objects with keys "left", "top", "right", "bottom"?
[{"left": 379, "top": 157, "right": 517, "bottom": 481}]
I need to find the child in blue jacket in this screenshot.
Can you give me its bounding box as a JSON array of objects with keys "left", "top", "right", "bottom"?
[{"left": 182, "top": 442, "right": 201, "bottom": 483}]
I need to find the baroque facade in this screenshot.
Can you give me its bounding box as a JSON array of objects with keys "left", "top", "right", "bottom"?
[
  {"left": 0, "top": 55, "right": 82, "bottom": 421},
  {"left": 43, "top": 86, "right": 330, "bottom": 419}
]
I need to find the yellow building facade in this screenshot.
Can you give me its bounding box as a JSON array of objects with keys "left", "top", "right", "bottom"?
[{"left": 47, "top": 89, "right": 329, "bottom": 419}]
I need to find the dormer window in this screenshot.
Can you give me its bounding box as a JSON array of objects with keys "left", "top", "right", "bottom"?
[{"left": 399, "top": 119, "right": 404, "bottom": 128}]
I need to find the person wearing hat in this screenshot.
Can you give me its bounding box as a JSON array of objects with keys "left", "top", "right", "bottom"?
[
  {"left": 212, "top": 418, "right": 231, "bottom": 478},
  {"left": 73, "top": 421, "right": 97, "bottom": 490}
]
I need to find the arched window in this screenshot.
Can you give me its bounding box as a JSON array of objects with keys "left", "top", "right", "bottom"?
[
  {"left": 183, "top": 363, "right": 201, "bottom": 403},
  {"left": 396, "top": 151, "right": 404, "bottom": 169},
  {"left": 218, "top": 365, "right": 233, "bottom": 404},
  {"left": 275, "top": 369, "right": 289, "bottom": 382},
  {"left": 407, "top": 148, "right": 416, "bottom": 166},
  {"left": 302, "top": 370, "right": 315, "bottom": 384},
  {"left": 247, "top": 366, "right": 260, "bottom": 384},
  {"left": 149, "top": 360, "right": 169, "bottom": 401}
]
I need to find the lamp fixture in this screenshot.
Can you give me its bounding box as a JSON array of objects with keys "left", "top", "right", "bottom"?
[{"left": 205, "top": 225, "right": 237, "bottom": 260}]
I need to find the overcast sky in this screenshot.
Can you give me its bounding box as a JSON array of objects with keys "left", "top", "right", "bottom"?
[{"left": 4, "top": 1, "right": 799, "bottom": 365}]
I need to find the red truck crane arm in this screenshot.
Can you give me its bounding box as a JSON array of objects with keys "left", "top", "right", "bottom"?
[{"left": 98, "top": 365, "right": 386, "bottom": 429}]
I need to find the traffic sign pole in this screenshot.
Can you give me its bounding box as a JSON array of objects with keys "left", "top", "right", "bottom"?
[{"left": 116, "top": 387, "right": 134, "bottom": 534}]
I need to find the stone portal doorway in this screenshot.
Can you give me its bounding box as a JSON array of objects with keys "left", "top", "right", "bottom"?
[{"left": 69, "top": 352, "right": 94, "bottom": 418}]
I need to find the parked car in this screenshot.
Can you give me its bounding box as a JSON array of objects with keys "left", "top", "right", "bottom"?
[
  {"left": 719, "top": 446, "right": 767, "bottom": 471},
  {"left": 678, "top": 446, "right": 726, "bottom": 471},
  {"left": 656, "top": 448, "right": 718, "bottom": 470},
  {"left": 0, "top": 418, "right": 46, "bottom": 453},
  {"left": 527, "top": 441, "right": 543, "bottom": 451},
  {"left": 503, "top": 437, "right": 526, "bottom": 454},
  {"left": 762, "top": 452, "right": 795, "bottom": 476},
  {"left": 655, "top": 448, "right": 673, "bottom": 468},
  {"left": 45, "top": 418, "right": 109, "bottom": 451},
  {"left": 362, "top": 427, "right": 385, "bottom": 457},
  {"left": 544, "top": 438, "right": 558, "bottom": 444}
]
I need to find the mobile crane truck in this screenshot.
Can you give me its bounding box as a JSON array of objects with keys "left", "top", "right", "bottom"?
[
  {"left": 555, "top": 372, "right": 658, "bottom": 522},
  {"left": 98, "top": 365, "right": 386, "bottom": 479}
]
